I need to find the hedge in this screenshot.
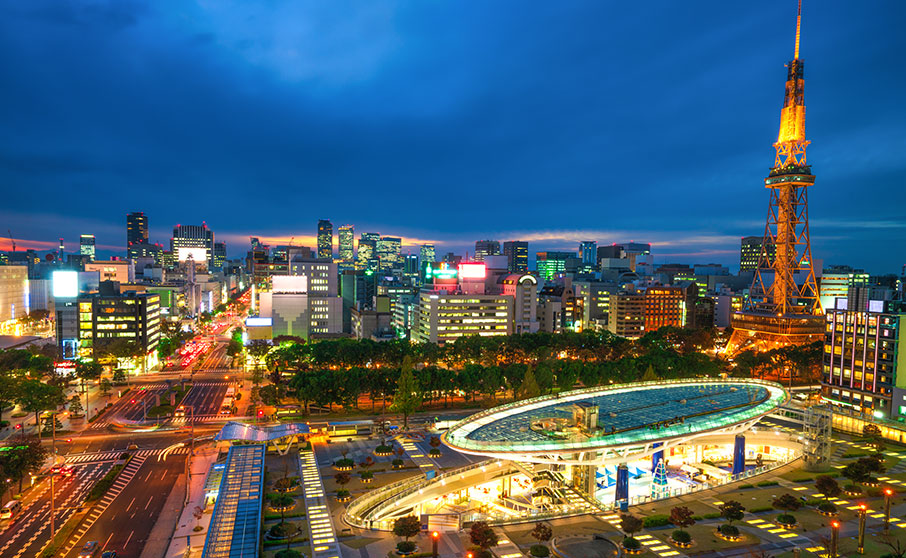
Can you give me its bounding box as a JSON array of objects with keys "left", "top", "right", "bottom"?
[
  {"left": 642, "top": 514, "right": 671, "bottom": 528},
  {"left": 87, "top": 463, "right": 127, "bottom": 501}
]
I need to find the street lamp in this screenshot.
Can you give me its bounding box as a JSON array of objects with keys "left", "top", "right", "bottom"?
[
  {"left": 830, "top": 520, "right": 840, "bottom": 558},
  {"left": 884, "top": 488, "right": 894, "bottom": 533},
  {"left": 857, "top": 504, "right": 866, "bottom": 554},
  {"left": 432, "top": 531, "right": 439, "bottom": 558}
]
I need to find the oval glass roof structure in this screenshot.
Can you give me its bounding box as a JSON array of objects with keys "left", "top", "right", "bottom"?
[{"left": 444, "top": 379, "right": 788, "bottom": 456}]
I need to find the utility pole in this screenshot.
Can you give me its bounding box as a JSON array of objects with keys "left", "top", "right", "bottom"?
[
  {"left": 50, "top": 411, "right": 56, "bottom": 540},
  {"left": 184, "top": 405, "right": 194, "bottom": 507}
]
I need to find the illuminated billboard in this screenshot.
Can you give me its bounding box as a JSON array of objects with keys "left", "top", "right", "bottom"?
[
  {"left": 272, "top": 275, "right": 308, "bottom": 294},
  {"left": 458, "top": 263, "right": 486, "bottom": 279},
  {"left": 52, "top": 270, "right": 79, "bottom": 298},
  {"left": 245, "top": 317, "right": 273, "bottom": 327},
  {"left": 426, "top": 264, "right": 457, "bottom": 280},
  {"left": 177, "top": 247, "right": 208, "bottom": 262}
]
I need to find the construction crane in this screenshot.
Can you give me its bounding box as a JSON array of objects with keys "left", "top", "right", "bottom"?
[
  {"left": 288, "top": 236, "right": 295, "bottom": 247},
  {"left": 6, "top": 230, "right": 14, "bottom": 252}
]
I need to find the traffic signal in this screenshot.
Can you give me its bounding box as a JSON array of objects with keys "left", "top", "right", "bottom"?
[
  {"left": 257, "top": 409, "right": 264, "bottom": 417},
  {"left": 130, "top": 399, "right": 136, "bottom": 404},
  {"left": 14, "top": 424, "right": 21, "bottom": 430}
]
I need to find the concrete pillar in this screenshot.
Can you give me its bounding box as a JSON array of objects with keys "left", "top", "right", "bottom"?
[
  {"left": 615, "top": 464, "right": 629, "bottom": 511},
  {"left": 651, "top": 443, "right": 664, "bottom": 473},
  {"left": 732, "top": 434, "right": 746, "bottom": 476}
]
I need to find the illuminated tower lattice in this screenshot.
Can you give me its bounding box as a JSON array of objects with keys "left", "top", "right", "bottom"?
[
  {"left": 650, "top": 459, "right": 669, "bottom": 500},
  {"left": 728, "top": 0, "right": 824, "bottom": 355}
]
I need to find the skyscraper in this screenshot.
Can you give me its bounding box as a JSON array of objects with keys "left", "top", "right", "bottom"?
[
  {"left": 338, "top": 225, "right": 355, "bottom": 262},
  {"left": 171, "top": 224, "right": 214, "bottom": 267},
  {"left": 317, "top": 219, "right": 333, "bottom": 260},
  {"left": 377, "top": 236, "right": 401, "bottom": 271},
  {"left": 357, "top": 232, "right": 380, "bottom": 270},
  {"left": 579, "top": 241, "right": 597, "bottom": 268},
  {"left": 739, "top": 236, "right": 776, "bottom": 273},
  {"left": 80, "top": 235, "right": 96, "bottom": 260},
  {"left": 728, "top": 2, "right": 823, "bottom": 354},
  {"left": 419, "top": 244, "right": 436, "bottom": 265},
  {"left": 503, "top": 241, "right": 528, "bottom": 273},
  {"left": 474, "top": 240, "right": 501, "bottom": 262},
  {"left": 126, "top": 212, "right": 149, "bottom": 250}
]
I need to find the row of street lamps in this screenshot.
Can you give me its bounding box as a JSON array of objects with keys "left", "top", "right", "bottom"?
[{"left": 828, "top": 487, "right": 895, "bottom": 557}]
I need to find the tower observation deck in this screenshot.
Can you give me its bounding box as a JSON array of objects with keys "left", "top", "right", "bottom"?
[{"left": 728, "top": 0, "right": 824, "bottom": 354}]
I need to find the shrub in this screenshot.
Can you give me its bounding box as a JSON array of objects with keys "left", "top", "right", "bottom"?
[
  {"left": 718, "top": 525, "right": 739, "bottom": 537},
  {"left": 392, "top": 458, "right": 404, "bottom": 467},
  {"left": 793, "top": 476, "right": 814, "bottom": 483},
  {"left": 691, "top": 516, "right": 704, "bottom": 521},
  {"left": 622, "top": 537, "right": 641, "bottom": 550},
  {"left": 671, "top": 530, "right": 691, "bottom": 544},
  {"left": 756, "top": 480, "right": 779, "bottom": 487},
  {"left": 360, "top": 471, "right": 374, "bottom": 480},
  {"left": 375, "top": 444, "right": 393, "bottom": 454},
  {"left": 87, "top": 464, "right": 126, "bottom": 501},
  {"left": 429, "top": 448, "right": 442, "bottom": 457},
  {"left": 739, "top": 484, "right": 754, "bottom": 489},
  {"left": 334, "top": 458, "right": 354, "bottom": 468},
  {"left": 805, "top": 498, "right": 823, "bottom": 507},
  {"left": 396, "top": 541, "right": 416, "bottom": 553},
  {"left": 772, "top": 493, "right": 803, "bottom": 512},
  {"left": 336, "top": 489, "right": 350, "bottom": 498},
  {"left": 269, "top": 522, "right": 290, "bottom": 539},
  {"left": 529, "top": 544, "right": 550, "bottom": 557},
  {"left": 844, "top": 483, "right": 863, "bottom": 494},
  {"left": 776, "top": 513, "right": 797, "bottom": 526},
  {"left": 642, "top": 514, "right": 671, "bottom": 528},
  {"left": 818, "top": 502, "right": 837, "bottom": 513},
  {"left": 750, "top": 506, "right": 773, "bottom": 513},
  {"left": 275, "top": 550, "right": 300, "bottom": 558},
  {"left": 703, "top": 512, "right": 721, "bottom": 520}
]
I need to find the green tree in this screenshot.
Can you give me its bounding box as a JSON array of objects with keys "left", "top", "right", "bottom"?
[
  {"left": 112, "top": 369, "right": 126, "bottom": 385},
  {"left": 669, "top": 505, "right": 696, "bottom": 534},
  {"left": 719, "top": 500, "right": 746, "bottom": 526},
  {"left": 469, "top": 521, "right": 498, "bottom": 551},
  {"left": 392, "top": 516, "right": 421, "bottom": 541},
  {"left": 15, "top": 380, "right": 65, "bottom": 439},
  {"left": 0, "top": 373, "right": 21, "bottom": 426},
  {"left": 530, "top": 522, "right": 553, "bottom": 544},
  {"left": 815, "top": 475, "right": 841, "bottom": 501},
  {"left": 391, "top": 356, "right": 422, "bottom": 429},
  {"left": 516, "top": 365, "right": 541, "bottom": 400},
  {"left": 641, "top": 364, "right": 658, "bottom": 382},
  {"left": 0, "top": 438, "right": 48, "bottom": 492},
  {"left": 68, "top": 395, "right": 84, "bottom": 417},
  {"left": 99, "top": 378, "right": 112, "bottom": 397}
]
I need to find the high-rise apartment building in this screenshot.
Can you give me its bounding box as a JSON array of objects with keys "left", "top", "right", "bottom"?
[
  {"left": 126, "top": 212, "right": 149, "bottom": 251},
  {"left": 338, "top": 225, "right": 355, "bottom": 262},
  {"left": 80, "top": 235, "right": 96, "bottom": 260},
  {"left": 0, "top": 265, "right": 29, "bottom": 322},
  {"left": 822, "top": 298, "right": 906, "bottom": 420},
  {"left": 474, "top": 240, "right": 501, "bottom": 262},
  {"left": 503, "top": 241, "right": 528, "bottom": 273},
  {"left": 317, "top": 219, "right": 333, "bottom": 260},
  {"left": 644, "top": 284, "right": 698, "bottom": 331},
  {"left": 171, "top": 224, "right": 214, "bottom": 267},
  {"left": 739, "top": 236, "right": 777, "bottom": 273}
]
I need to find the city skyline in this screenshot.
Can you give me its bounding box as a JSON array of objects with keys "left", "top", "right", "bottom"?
[{"left": 1, "top": 1, "right": 905, "bottom": 272}]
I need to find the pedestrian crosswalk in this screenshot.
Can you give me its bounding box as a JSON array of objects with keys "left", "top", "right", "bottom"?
[
  {"left": 170, "top": 414, "right": 230, "bottom": 425},
  {"left": 64, "top": 448, "right": 188, "bottom": 464},
  {"left": 60, "top": 452, "right": 149, "bottom": 556}
]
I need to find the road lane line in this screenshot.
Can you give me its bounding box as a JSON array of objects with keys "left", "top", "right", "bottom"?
[
  {"left": 144, "top": 496, "right": 153, "bottom": 510},
  {"left": 125, "top": 497, "right": 136, "bottom": 511},
  {"left": 102, "top": 532, "right": 113, "bottom": 549},
  {"left": 124, "top": 530, "right": 134, "bottom": 548}
]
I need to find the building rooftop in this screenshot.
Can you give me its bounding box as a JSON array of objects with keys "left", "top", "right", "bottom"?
[{"left": 444, "top": 378, "right": 787, "bottom": 455}]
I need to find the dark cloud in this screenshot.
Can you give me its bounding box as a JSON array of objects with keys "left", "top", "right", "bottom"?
[{"left": 0, "top": 0, "right": 904, "bottom": 272}]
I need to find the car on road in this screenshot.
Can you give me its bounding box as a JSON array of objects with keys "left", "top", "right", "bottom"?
[
  {"left": 127, "top": 444, "right": 139, "bottom": 450},
  {"left": 51, "top": 464, "right": 75, "bottom": 477},
  {"left": 102, "top": 551, "right": 117, "bottom": 558},
  {"left": 0, "top": 500, "right": 21, "bottom": 520},
  {"left": 78, "top": 541, "right": 101, "bottom": 558}
]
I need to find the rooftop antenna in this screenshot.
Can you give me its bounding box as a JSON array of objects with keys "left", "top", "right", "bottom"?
[{"left": 794, "top": 0, "right": 802, "bottom": 60}]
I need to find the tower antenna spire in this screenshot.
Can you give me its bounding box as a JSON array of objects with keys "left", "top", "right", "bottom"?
[{"left": 794, "top": 0, "right": 802, "bottom": 60}]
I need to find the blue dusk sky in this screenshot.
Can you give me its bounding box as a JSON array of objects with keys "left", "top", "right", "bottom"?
[{"left": 1, "top": 1, "right": 904, "bottom": 272}]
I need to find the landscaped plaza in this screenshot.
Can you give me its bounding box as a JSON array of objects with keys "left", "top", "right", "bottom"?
[{"left": 229, "top": 378, "right": 906, "bottom": 558}]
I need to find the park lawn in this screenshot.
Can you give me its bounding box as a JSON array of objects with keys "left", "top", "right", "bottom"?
[
  {"left": 681, "top": 523, "right": 760, "bottom": 553},
  {"left": 339, "top": 536, "right": 382, "bottom": 550}
]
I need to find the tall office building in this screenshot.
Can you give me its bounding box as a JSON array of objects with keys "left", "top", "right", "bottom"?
[
  {"left": 503, "top": 241, "right": 528, "bottom": 273},
  {"left": 212, "top": 242, "right": 227, "bottom": 270},
  {"left": 419, "top": 244, "right": 436, "bottom": 265},
  {"left": 474, "top": 240, "right": 501, "bottom": 262},
  {"left": 377, "top": 236, "right": 401, "bottom": 271},
  {"left": 171, "top": 224, "right": 214, "bottom": 267},
  {"left": 579, "top": 241, "right": 597, "bottom": 268},
  {"left": 357, "top": 233, "right": 380, "bottom": 270},
  {"left": 126, "top": 212, "right": 149, "bottom": 251},
  {"left": 317, "top": 219, "right": 333, "bottom": 260},
  {"left": 536, "top": 251, "right": 576, "bottom": 280},
  {"left": 338, "top": 225, "right": 355, "bottom": 262},
  {"left": 739, "top": 236, "right": 776, "bottom": 273},
  {"left": 80, "top": 235, "right": 96, "bottom": 261}
]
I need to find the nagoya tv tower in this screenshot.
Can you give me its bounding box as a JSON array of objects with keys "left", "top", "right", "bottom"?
[{"left": 728, "top": 0, "right": 824, "bottom": 354}]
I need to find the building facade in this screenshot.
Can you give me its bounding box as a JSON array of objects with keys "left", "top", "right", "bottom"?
[
  {"left": 607, "top": 291, "right": 646, "bottom": 339},
  {"left": 126, "top": 212, "right": 149, "bottom": 251},
  {"left": 503, "top": 241, "right": 528, "bottom": 273},
  {"left": 338, "top": 225, "right": 355, "bottom": 263},
  {"left": 317, "top": 219, "right": 333, "bottom": 260},
  {"left": 414, "top": 291, "right": 513, "bottom": 344},
  {"left": 171, "top": 224, "right": 214, "bottom": 267},
  {"left": 474, "top": 240, "right": 501, "bottom": 262},
  {"left": 80, "top": 235, "right": 96, "bottom": 260},
  {"left": 0, "top": 265, "right": 29, "bottom": 323}
]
